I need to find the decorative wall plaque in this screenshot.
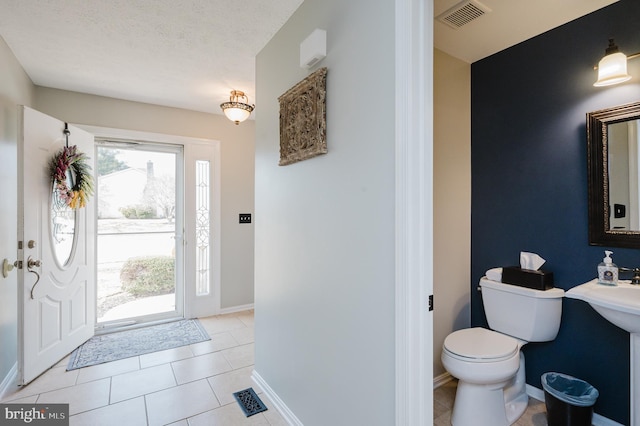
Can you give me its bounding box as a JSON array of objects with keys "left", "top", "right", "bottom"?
[{"left": 278, "top": 67, "right": 327, "bottom": 166}]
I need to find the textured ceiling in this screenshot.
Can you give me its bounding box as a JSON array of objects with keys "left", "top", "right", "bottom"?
[{"left": 0, "top": 0, "right": 303, "bottom": 114}]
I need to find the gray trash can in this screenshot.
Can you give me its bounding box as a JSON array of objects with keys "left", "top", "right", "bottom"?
[{"left": 541, "top": 372, "right": 599, "bottom": 426}]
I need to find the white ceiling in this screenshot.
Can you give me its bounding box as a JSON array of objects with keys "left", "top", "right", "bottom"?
[
  {"left": 0, "top": 0, "right": 619, "bottom": 115},
  {"left": 434, "top": 0, "right": 618, "bottom": 63}
]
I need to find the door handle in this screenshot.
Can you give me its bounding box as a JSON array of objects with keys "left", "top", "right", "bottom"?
[{"left": 27, "top": 256, "right": 41, "bottom": 299}]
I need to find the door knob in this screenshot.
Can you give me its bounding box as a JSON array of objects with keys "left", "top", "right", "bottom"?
[
  {"left": 2, "top": 259, "right": 18, "bottom": 278},
  {"left": 27, "top": 258, "right": 41, "bottom": 268}
]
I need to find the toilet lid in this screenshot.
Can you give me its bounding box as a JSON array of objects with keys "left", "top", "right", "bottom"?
[{"left": 444, "top": 328, "right": 519, "bottom": 361}]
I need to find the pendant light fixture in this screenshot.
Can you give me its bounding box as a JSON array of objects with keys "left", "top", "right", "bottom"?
[
  {"left": 594, "top": 39, "right": 634, "bottom": 87},
  {"left": 220, "top": 90, "right": 255, "bottom": 125}
]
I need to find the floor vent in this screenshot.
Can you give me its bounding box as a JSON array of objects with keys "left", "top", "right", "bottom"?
[
  {"left": 233, "top": 388, "right": 268, "bottom": 417},
  {"left": 436, "top": 0, "right": 491, "bottom": 29}
]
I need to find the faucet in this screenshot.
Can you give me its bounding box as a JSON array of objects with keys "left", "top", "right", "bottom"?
[{"left": 619, "top": 267, "right": 640, "bottom": 285}]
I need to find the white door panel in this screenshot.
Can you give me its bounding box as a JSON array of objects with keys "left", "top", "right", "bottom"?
[{"left": 18, "top": 106, "right": 95, "bottom": 385}]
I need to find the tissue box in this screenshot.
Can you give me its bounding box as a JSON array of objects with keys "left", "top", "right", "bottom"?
[{"left": 501, "top": 266, "right": 554, "bottom": 290}]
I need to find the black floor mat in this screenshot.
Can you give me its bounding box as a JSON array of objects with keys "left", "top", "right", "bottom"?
[{"left": 233, "top": 388, "right": 268, "bottom": 417}]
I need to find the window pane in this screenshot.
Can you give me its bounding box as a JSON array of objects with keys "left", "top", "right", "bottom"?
[{"left": 196, "top": 160, "right": 210, "bottom": 296}]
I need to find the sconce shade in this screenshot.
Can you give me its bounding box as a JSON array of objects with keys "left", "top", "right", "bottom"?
[
  {"left": 594, "top": 39, "right": 632, "bottom": 87},
  {"left": 220, "top": 90, "right": 255, "bottom": 125}
]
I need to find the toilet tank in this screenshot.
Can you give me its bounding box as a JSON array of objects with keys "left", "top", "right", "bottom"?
[{"left": 480, "top": 278, "right": 564, "bottom": 342}]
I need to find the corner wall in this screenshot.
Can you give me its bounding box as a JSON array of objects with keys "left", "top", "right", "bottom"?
[
  {"left": 34, "top": 87, "right": 255, "bottom": 310},
  {"left": 0, "top": 36, "right": 35, "bottom": 386},
  {"left": 433, "top": 48, "right": 471, "bottom": 378},
  {"left": 471, "top": 1, "right": 640, "bottom": 423},
  {"left": 254, "top": 0, "right": 396, "bottom": 424}
]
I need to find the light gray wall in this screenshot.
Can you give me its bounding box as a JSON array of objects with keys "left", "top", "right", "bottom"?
[
  {"left": 433, "top": 49, "right": 471, "bottom": 378},
  {"left": 0, "top": 36, "right": 35, "bottom": 383},
  {"left": 254, "top": 0, "right": 396, "bottom": 424},
  {"left": 34, "top": 87, "right": 256, "bottom": 310}
]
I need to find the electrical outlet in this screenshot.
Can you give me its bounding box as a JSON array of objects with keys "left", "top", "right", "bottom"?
[{"left": 239, "top": 213, "right": 252, "bottom": 224}]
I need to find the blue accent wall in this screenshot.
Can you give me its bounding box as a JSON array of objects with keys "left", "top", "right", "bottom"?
[{"left": 471, "top": 1, "right": 640, "bottom": 423}]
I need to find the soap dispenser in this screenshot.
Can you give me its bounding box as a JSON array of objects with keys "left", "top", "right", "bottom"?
[{"left": 598, "top": 250, "right": 618, "bottom": 286}]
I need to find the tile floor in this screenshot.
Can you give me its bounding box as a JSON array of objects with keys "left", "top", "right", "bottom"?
[
  {"left": 2, "top": 310, "right": 554, "bottom": 426},
  {"left": 1, "top": 310, "right": 288, "bottom": 426},
  {"left": 434, "top": 379, "right": 549, "bottom": 426}
]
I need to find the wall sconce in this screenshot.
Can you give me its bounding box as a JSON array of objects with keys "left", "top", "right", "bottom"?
[
  {"left": 594, "top": 38, "right": 640, "bottom": 87},
  {"left": 220, "top": 90, "right": 255, "bottom": 125}
]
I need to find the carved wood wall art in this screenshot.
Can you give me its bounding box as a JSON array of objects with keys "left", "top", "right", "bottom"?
[{"left": 278, "top": 67, "right": 327, "bottom": 166}]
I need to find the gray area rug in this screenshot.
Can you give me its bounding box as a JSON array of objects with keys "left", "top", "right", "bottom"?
[{"left": 67, "top": 319, "right": 210, "bottom": 370}]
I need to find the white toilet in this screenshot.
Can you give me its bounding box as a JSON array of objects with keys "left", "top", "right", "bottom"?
[{"left": 441, "top": 277, "right": 564, "bottom": 426}]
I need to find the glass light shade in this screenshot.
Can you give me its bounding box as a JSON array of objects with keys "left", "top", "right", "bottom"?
[
  {"left": 222, "top": 105, "right": 252, "bottom": 124},
  {"left": 594, "top": 52, "right": 631, "bottom": 87}
]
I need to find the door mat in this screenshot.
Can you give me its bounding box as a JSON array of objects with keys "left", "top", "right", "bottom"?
[
  {"left": 67, "top": 319, "right": 210, "bottom": 370},
  {"left": 233, "top": 388, "right": 268, "bottom": 417}
]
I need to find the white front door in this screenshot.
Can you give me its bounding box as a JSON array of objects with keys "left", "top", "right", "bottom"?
[{"left": 18, "top": 106, "right": 96, "bottom": 385}]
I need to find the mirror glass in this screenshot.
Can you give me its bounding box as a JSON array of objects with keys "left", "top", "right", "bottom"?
[
  {"left": 588, "top": 101, "right": 640, "bottom": 247},
  {"left": 608, "top": 119, "right": 640, "bottom": 231},
  {"left": 50, "top": 168, "right": 77, "bottom": 267}
]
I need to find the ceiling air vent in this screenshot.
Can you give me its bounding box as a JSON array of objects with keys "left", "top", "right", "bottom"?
[{"left": 436, "top": 0, "right": 491, "bottom": 29}]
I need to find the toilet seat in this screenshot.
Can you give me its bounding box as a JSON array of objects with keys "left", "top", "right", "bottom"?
[{"left": 444, "top": 327, "right": 519, "bottom": 363}]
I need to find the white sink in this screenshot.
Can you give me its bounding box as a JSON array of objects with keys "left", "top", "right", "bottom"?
[
  {"left": 566, "top": 279, "right": 640, "bottom": 333},
  {"left": 568, "top": 279, "right": 640, "bottom": 425}
]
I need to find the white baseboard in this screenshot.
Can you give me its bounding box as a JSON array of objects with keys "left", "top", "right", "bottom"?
[
  {"left": 526, "top": 383, "right": 545, "bottom": 402},
  {"left": 526, "top": 385, "right": 623, "bottom": 426},
  {"left": 0, "top": 363, "right": 17, "bottom": 401},
  {"left": 219, "top": 303, "right": 254, "bottom": 315},
  {"left": 433, "top": 372, "right": 453, "bottom": 389},
  {"left": 252, "top": 369, "right": 303, "bottom": 426}
]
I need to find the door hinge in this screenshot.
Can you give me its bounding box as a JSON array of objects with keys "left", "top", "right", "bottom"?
[{"left": 428, "top": 295, "right": 433, "bottom": 311}]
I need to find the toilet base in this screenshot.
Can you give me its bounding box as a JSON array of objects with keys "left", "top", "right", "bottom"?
[
  {"left": 504, "top": 353, "right": 528, "bottom": 424},
  {"left": 451, "top": 352, "right": 528, "bottom": 426},
  {"left": 452, "top": 380, "right": 511, "bottom": 426},
  {"left": 505, "top": 392, "right": 529, "bottom": 424}
]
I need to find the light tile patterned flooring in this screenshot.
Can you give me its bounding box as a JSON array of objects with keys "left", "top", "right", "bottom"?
[
  {"left": 2, "top": 310, "right": 554, "bottom": 426},
  {"left": 434, "top": 379, "right": 549, "bottom": 426},
  {"left": 1, "top": 310, "right": 288, "bottom": 426}
]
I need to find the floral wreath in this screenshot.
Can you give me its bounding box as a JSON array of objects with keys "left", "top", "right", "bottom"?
[{"left": 49, "top": 145, "right": 94, "bottom": 209}]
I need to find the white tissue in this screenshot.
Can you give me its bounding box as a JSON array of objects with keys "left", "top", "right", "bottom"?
[
  {"left": 520, "top": 251, "right": 545, "bottom": 270},
  {"left": 485, "top": 267, "right": 502, "bottom": 282}
]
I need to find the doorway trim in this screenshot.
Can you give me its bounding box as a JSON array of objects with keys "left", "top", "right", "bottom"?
[
  {"left": 395, "top": 0, "right": 433, "bottom": 425},
  {"left": 78, "top": 125, "right": 222, "bottom": 321}
]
